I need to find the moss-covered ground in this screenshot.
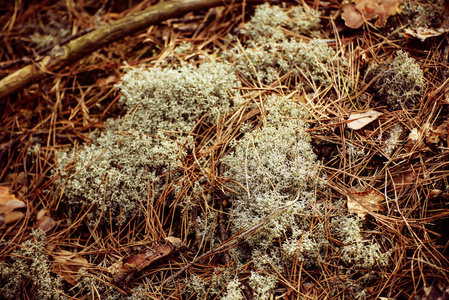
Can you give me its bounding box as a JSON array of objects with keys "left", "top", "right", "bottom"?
[{"left": 0, "top": 0, "right": 448, "bottom": 299}]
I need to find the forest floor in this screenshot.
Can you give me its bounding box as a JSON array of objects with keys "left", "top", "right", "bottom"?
[{"left": 0, "top": 0, "right": 449, "bottom": 299}]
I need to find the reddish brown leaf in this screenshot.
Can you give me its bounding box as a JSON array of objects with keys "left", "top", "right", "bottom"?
[
  {"left": 0, "top": 186, "right": 26, "bottom": 214},
  {"left": 52, "top": 250, "right": 90, "bottom": 285},
  {"left": 389, "top": 171, "right": 416, "bottom": 193},
  {"left": 36, "top": 209, "right": 56, "bottom": 232},
  {"left": 2, "top": 211, "right": 24, "bottom": 226},
  {"left": 110, "top": 243, "right": 176, "bottom": 284},
  {"left": 341, "top": 0, "right": 401, "bottom": 29},
  {"left": 346, "top": 188, "right": 384, "bottom": 219}
]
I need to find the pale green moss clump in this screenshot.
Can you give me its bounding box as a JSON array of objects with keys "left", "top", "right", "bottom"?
[
  {"left": 219, "top": 94, "right": 390, "bottom": 298},
  {"left": 223, "top": 95, "right": 326, "bottom": 267},
  {"left": 0, "top": 229, "right": 64, "bottom": 300},
  {"left": 234, "top": 38, "right": 336, "bottom": 87},
  {"left": 241, "top": 3, "right": 320, "bottom": 41},
  {"left": 401, "top": 0, "right": 445, "bottom": 28},
  {"left": 366, "top": 50, "right": 424, "bottom": 108},
  {"left": 75, "top": 268, "right": 146, "bottom": 299},
  {"left": 248, "top": 272, "right": 278, "bottom": 300},
  {"left": 55, "top": 62, "right": 241, "bottom": 226},
  {"left": 221, "top": 278, "right": 245, "bottom": 300},
  {"left": 115, "top": 62, "right": 241, "bottom": 134},
  {"left": 228, "top": 3, "right": 339, "bottom": 87},
  {"left": 184, "top": 267, "right": 245, "bottom": 300},
  {"left": 333, "top": 216, "right": 390, "bottom": 269}
]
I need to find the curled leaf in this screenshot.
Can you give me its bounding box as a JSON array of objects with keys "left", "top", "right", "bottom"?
[
  {"left": 110, "top": 244, "right": 174, "bottom": 284},
  {"left": 0, "top": 186, "right": 26, "bottom": 214},
  {"left": 404, "top": 27, "right": 449, "bottom": 42},
  {"left": 3, "top": 211, "right": 24, "bottom": 225},
  {"left": 52, "top": 250, "right": 90, "bottom": 285},
  {"left": 347, "top": 188, "right": 384, "bottom": 219},
  {"left": 347, "top": 110, "right": 382, "bottom": 130},
  {"left": 36, "top": 209, "right": 56, "bottom": 232},
  {"left": 341, "top": 0, "right": 401, "bottom": 29}
]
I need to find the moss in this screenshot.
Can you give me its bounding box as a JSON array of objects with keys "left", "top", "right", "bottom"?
[
  {"left": 241, "top": 3, "right": 321, "bottom": 42},
  {"left": 232, "top": 37, "right": 337, "bottom": 87},
  {"left": 384, "top": 124, "right": 404, "bottom": 157},
  {"left": 184, "top": 267, "right": 241, "bottom": 300},
  {"left": 248, "top": 272, "right": 277, "bottom": 300},
  {"left": 365, "top": 50, "right": 424, "bottom": 108},
  {"left": 226, "top": 3, "right": 342, "bottom": 88},
  {"left": 221, "top": 278, "right": 245, "bottom": 300},
  {"left": 0, "top": 229, "right": 64, "bottom": 300},
  {"left": 400, "top": 0, "right": 445, "bottom": 28},
  {"left": 54, "top": 62, "right": 241, "bottom": 226},
  {"left": 333, "top": 216, "right": 390, "bottom": 269}
]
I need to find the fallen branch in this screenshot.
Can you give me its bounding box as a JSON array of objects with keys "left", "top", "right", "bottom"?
[{"left": 0, "top": 0, "right": 251, "bottom": 98}]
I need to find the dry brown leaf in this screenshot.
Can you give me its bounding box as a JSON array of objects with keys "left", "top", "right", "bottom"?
[
  {"left": 52, "top": 250, "right": 89, "bottom": 285},
  {"left": 111, "top": 244, "right": 174, "bottom": 284},
  {"left": 429, "top": 189, "right": 443, "bottom": 199},
  {"left": 389, "top": 171, "right": 416, "bottom": 193},
  {"left": 404, "top": 128, "right": 425, "bottom": 152},
  {"left": 3, "top": 211, "right": 25, "bottom": 225},
  {"left": 165, "top": 236, "right": 182, "bottom": 248},
  {"left": 347, "top": 110, "right": 383, "bottom": 130},
  {"left": 341, "top": 3, "right": 364, "bottom": 28},
  {"left": 0, "top": 186, "right": 26, "bottom": 214},
  {"left": 404, "top": 27, "right": 449, "bottom": 42},
  {"left": 95, "top": 75, "right": 117, "bottom": 87},
  {"left": 432, "top": 120, "right": 449, "bottom": 146},
  {"left": 347, "top": 188, "right": 384, "bottom": 219},
  {"left": 341, "top": 0, "right": 401, "bottom": 29},
  {"left": 36, "top": 209, "right": 56, "bottom": 232}
]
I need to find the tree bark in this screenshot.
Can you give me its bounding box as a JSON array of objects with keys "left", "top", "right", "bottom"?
[{"left": 0, "top": 0, "right": 242, "bottom": 98}]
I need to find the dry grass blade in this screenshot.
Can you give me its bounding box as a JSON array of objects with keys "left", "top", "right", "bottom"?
[{"left": 1, "top": 0, "right": 448, "bottom": 299}]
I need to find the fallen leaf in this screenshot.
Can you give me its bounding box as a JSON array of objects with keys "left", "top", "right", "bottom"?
[
  {"left": 165, "top": 236, "right": 182, "bottom": 248},
  {"left": 52, "top": 250, "right": 90, "bottom": 285},
  {"left": 347, "top": 188, "right": 384, "bottom": 219},
  {"left": 415, "top": 285, "right": 449, "bottom": 300},
  {"left": 389, "top": 171, "right": 416, "bottom": 193},
  {"left": 341, "top": 0, "right": 401, "bottom": 29},
  {"left": 96, "top": 75, "right": 117, "bottom": 87},
  {"left": 347, "top": 110, "right": 383, "bottom": 130},
  {"left": 3, "top": 211, "right": 24, "bottom": 225},
  {"left": 111, "top": 243, "right": 175, "bottom": 284},
  {"left": 426, "top": 130, "right": 440, "bottom": 146},
  {"left": 432, "top": 120, "right": 449, "bottom": 146},
  {"left": 404, "top": 27, "right": 449, "bottom": 42},
  {"left": 420, "top": 120, "right": 449, "bottom": 147},
  {"left": 0, "top": 186, "right": 26, "bottom": 214},
  {"left": 36, "top": 209, "right": 56, "bottom": 232},
  {"left": 429, "top": 189, "right": 443, "bottom": 199},
  {"left": 341, "top": 3, "right": 364, "bottom": 29}
]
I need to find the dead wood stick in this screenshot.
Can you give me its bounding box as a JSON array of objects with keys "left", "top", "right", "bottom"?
[{"left": 0, "top": 0, "right": 252, "bottom": 98}]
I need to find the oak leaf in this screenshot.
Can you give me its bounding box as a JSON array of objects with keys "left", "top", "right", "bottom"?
[
  {"left": 347, "top": 188, "right": 384, "bottom": 219},
  {"left": 341, "top": 0, "right": 401, "bottom": 29}
]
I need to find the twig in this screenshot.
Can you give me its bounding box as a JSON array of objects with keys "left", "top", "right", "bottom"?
[{"left": 0, "top": 0, "right": 262, "bottom": 98}]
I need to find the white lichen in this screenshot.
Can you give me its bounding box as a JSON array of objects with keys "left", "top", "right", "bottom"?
[
  {"left": 54, "top": 62, "right": 241, "bottom": 226},
  {"left": 0, "top": 229, "right": 64, "bottom": 300},
  {"left": 365, "top": 50, "right": 424, "bottom": 108}
]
